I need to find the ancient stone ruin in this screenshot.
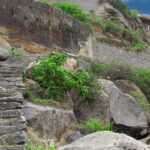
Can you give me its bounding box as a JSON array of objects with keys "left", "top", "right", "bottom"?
[{"left": 0, "top": 0, "right": 91, "bottom": 53}]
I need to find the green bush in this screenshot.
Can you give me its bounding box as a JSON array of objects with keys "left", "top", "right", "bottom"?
[
  {"left": 130, "top": 91, "right": 150, "bottom": 111},
  {"left": 128, "top": 41, "right": 148, "bottom": 52},
  {"left": 52, "top": 2, "right": 89, "bottom": 24},
  {"left": 91, "top": 60, "right": 119, "bottom": 76},
  {"left": 97, "top": 35, "right": 109, "bottom": 43},
  {"left": 77, "top": 118, "right": 115, "bottom": 133},
  {"left": 131, "top": 67, "right": 150, "bottom": 101},
  {"left": 33, "top": 52, "right": 100, "bottom": 100},
  {"left": 122, "top": 28, "right": 141, "bottom": 43}
]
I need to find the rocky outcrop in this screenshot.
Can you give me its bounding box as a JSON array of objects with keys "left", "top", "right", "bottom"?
[
  {"left": 100, "top": 79, "right": 148, "bottom": 138},
  {"left": 72, "top": 90, "right": 110, "bottom": 123},
  {"left": 23, "top": 102, "right": 77, "bottom": 142},
  {"left": 58, "top": 131, "right": 150, "bottom": 150},
  {"left": 0, "top": 87, "right": 27, "bottom": 149},
  {"left": 0, "top": 38, "right": 12, "bottom": 52},
  {"left": 0, "top": 48, "right": 9, "bottom": 61},
  {"left": 0, "top": 0, "right": 91, "bottom": 54}
]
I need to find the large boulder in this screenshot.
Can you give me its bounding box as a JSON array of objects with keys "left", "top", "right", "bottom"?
[
  {"left": 114, "top": 80, "right": 147, "bottom": 99},
  {"left": 0, "top": 38, "right": 12, "bottom": 51},
  {"left": 58, "top": 131, "right": 149, "bottom": 150},
  {"left": 23, "top": 102, "right": 77, "bottom": 142},
  {"left": 0, "top": 47, "right": 9, "bottom": 61},
  {"left": 100, "top": 79, "right": 148, "bottom": 138},
  {"left": 72, "top": 90, "right": 110, "bottom": 124}
]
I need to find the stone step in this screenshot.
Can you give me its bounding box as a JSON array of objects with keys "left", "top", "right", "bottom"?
[
  {"left": 0, "top": 102, "right": 22, "bottom": 110},
  {"left": 0, "top": 95, "right": 23, "bottom": 103},
  {"left": 0, "top": 110, "right": 23, "bottom": 119},
  {"left": 0, "top": 145, "right": 24, "bottom": 150},
  {"left": 0, "top": 124, "right": 27, "bottom": 136},
  {"left": 0, "top": 131, "right": 27, "bottom": 146},
  {"left": 0, "top": 116, "right": 26, "bottom": 126}
]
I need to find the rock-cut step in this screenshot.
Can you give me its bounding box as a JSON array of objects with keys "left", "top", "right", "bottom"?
[{"left": 0, "top": 87, "right": 27, "bottom": 149}]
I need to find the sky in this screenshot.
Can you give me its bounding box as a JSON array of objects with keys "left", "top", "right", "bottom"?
[{"left": 122, "top": 0, "right": 150, "bottom": 15}]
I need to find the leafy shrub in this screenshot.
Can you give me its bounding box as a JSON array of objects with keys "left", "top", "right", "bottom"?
[
  {"left": 33, "top": 52, "right": 100, "bottom": 100},
  {"left": 91, "top": 60, "right": 119, "bottom": 76},
  {"left": 122, "top": 28, "right": 141, "bottom": 43},
  {"left": 128, "top": 41, "right": 148, "bottom": 52},
  {"left": 89, "top": 12, "right": 121, "bottom": 34},
  {"left": 97, "top": 35, "right": 109, "bottom": 43},
  {"left": 130, "top": 91, "right": 150, "bottom": 111},
  {"left": 52, "top": 2, "right": 89, "bottom": 24},
  {"left": 77, "top": 118, "right": 115, "bottom": 133},
  {"left": 131, "top": 67, "right": 150, "bottom": 101},
  {"left": 122, "top": 28, "right": 148, "bottom": 51}
]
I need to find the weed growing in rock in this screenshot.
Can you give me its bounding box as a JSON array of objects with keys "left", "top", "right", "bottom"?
[
  {"left": 97, "top": 35, "right": 109, "bottom": 43},
  {"left": 130, "top": 91, "right": 150, "bottom": 111},
  {"left": 77, "top": 118, "right": 115, "bottom": 133},
  {"left": 9, "top": 49, "right": 24, "bottom": 57},
  {"left": 33, "top": 51, "right": 100, "bottom": 101},
  {"left": 52, "top": 2, "right": 89, "bottom": 24},
  {"left": 25, "top": 144, "right": 55, "bottom": 150},
  {"left": 128, "top": 41, "right": 148, "bottom": 52},
  {"left": 131, "top": 67, "right": 150, "bottom": 101}
]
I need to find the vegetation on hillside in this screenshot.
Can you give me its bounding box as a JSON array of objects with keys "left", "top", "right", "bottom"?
[
  {"left": 77, "top": 118, "right": 115, "bottom": 133},
  {"left": 32, "top": 52, "right": 100, "bottom": 101},
  {"left": 41, "top": 0, "right": 149, "bottom": 51},
  {"left": 91, "top": 60, "right": 150, "bottom": 109}
]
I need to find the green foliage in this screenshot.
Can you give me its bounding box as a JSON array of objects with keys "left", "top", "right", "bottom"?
[
  {"left": 130, "top": 91, "right": 150, "bottom": 111},
  {"left": 77, "top": 118, "right": 115, "bottom": 133},
  {"left": 89, "top": 12, "right": 121, "bottom": 34},
  {"left": 122, "top": 28, "right": 141, "bottom": 43},
  {"left": 33, "top": 52, "right": 100, "bottom": 101},
  {"left": 111, "top": 0, "right": 140, "bottom": 22},
  {"left": 25, "top": 143, "right": 55, "bottom": 150},
  {"left": 122, "top": 28, "right": 148, "bottom": 51},
  {"left": 128, "top": 41, "right": 148, "bottom": 52},
  {"left": 9, "top": 49, "right": 24, "bottom": 57},
  {"left": 91, "top": 60, "right": 150, "bottom": 101},
  {"left": 91, "top": 60, "right": 119, "bottom": 76},
  {"left": 52, "top": 2, "right": 89, "bottom": 24},
  {"left": 97, "top": 35, "right": 109, "bottom": 43},
  {"left": 131, "top": 67, "right": 150, "bottom": 101}
]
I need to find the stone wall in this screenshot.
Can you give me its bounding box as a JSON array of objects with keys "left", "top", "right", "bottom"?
[{"left": 0, "top": 0, "right": 91, "bottom": 53}]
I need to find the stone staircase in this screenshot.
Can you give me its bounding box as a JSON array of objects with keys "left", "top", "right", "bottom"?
[{"left": 0, "top": 56, "right": 37, "bottom": 149}]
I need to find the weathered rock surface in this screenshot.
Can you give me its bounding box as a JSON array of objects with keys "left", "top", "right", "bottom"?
[
  {"left": 72, "top": 90, "right": 110, "bottom": 123},
  {"left": 100, "top": 79, "right": 148, "bottom": 138},
  {"left": 58, "top": 131, "right": 150, "bottom": 150},
  {"left": 141, "top": 135, "right": 150, "bottom": 145},
  {"left": 0, "top": 87, "right": 27, "bottom": 148},
  {"left": 0, "top": 47, "right": 9, "bottom": 61},
  {"left": 23, "top": 102, "right": 76, "bottom": 141},
  {"left": 0, "top": 55, "right": 38, "bottom": 92},
  {"left": 0, "top": 38, "right": 12, "bottom": 51}
]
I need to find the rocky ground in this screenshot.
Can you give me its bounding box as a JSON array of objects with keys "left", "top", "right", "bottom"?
[
  {"left": 94, "top": 43, "right": 150, "bottom": 68},
  {"left": 0, "top": 25, "right": 150, "bottom": 149}
]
